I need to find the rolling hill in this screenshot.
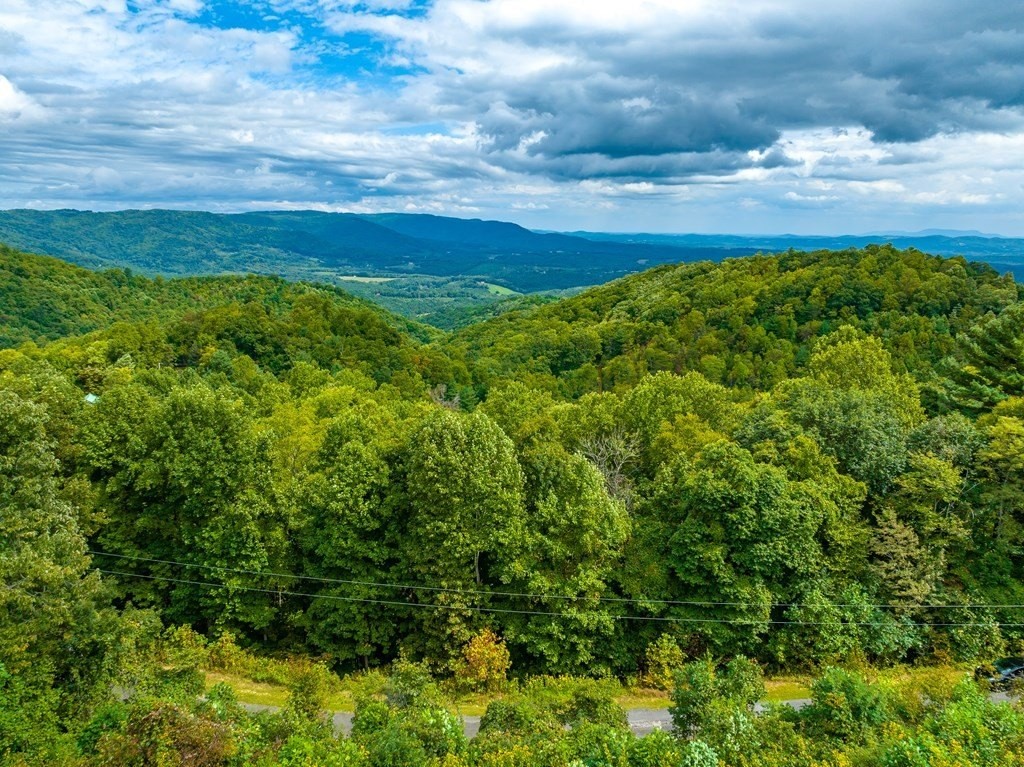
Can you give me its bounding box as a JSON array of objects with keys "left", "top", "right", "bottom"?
[
  {"left": 0, "top": 243, "right": 441, "bottom": 355},
  {"left": 443, "top": 243, "right": 1022, "bottom": 398}
]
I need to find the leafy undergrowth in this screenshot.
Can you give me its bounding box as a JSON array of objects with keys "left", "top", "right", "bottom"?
[
  {"left": 205, "top": 668, "right": 819, "bottom": 714},
  {"left": 206, "top": 663, "right": 979, "bottom": 717},
  {"left": 197, "top": 624, "right": 970, "bottom": 716}
]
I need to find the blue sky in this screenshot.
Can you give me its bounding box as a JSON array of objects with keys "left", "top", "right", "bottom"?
[{"left": 1, "top": 0, "right": 1024, "bottom": 234}]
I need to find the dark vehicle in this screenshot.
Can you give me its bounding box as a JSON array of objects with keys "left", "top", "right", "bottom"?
[{"left": 976, "top": 657, "right": 1024, "bottom": 689}]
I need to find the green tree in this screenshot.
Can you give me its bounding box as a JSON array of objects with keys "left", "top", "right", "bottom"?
[
  {"left": 946, "top": 301, "right": 1024, "bottom": 412},
  {"left": 86, "top": 382, "right": 283, "bottom": 635},
  {"left": 454, "top": 629, "right": 511, "bottom": 693},
  {"left": 298, "top": 406, "right": 409, "bottom": 668},
  {"left": 0, "top": 389, "right": 125, "bottom": 752},
  {"left": 499, "top": 443, "right": 630, "bottom": 674},
  {"left": 402, "top": 409, "right": 526, "bottom": 661},
  {"left": 651, "top": 441, "right": 829, "bottom": 653}
]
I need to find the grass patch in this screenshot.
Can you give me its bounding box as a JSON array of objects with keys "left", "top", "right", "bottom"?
[
  {"left": 764, "top": 678, "right": 813, "bottom": 702},
  {"left": 206, "top": 670, "right": 355, "bottom": 711},
  {"left": 206, "top": 671, "right": 290, "bottom": 709},
  {"left": 208, "top": 670, "right": 820, "bottom": 714},
  {"left": 484, "top": 282, "right": 521, "bottom": 296},
  {"left": 336, "top": 275, "right": 396, "bottom": 283}
]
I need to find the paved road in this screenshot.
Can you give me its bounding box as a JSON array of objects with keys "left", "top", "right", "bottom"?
[
  {"left": 241, "top": 698, "right": 810, "bottom": 738},
  {"left": 242, "top": 692, "right": 1013, "bottom": 739}
]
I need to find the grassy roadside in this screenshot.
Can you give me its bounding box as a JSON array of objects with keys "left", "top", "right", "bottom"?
[
  {"left": 764, "top": 678, "right": 813, "bottom": 702},
  {"left": 205, "top": 670, "right": 350, "bottom": 710},
  {"left": 206, "top": 669, "right": 817, "bottom": 714},
  {"left": 207, "top": 664, "right": 981, "bottom": 714}
]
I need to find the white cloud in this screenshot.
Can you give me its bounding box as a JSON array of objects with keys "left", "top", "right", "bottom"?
[
  {"left": 0, "top": 0, "right": 1023, "bottom": 234},
  {"left": 0, "top": 74, "right": 41, "bottom": 120}
]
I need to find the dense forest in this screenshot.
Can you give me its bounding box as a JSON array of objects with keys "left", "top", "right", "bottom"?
[{"left": 4, "top": 242, "right": 1024, "bottom": 765}]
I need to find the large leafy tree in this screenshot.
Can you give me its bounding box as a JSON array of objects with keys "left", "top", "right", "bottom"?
[
  {"left": 86, "top": 381, "right": 283, "bottom": 635},
  {"left": 401, "top": 409, "right": 526, "bottom": 661},
  {"left": 775, "top": 328, "right": 924, "bottom": 495},
  {"left": 480, "top": 384, "right": 631, "bottom": 672},
  {"left": 501, "top": 442, "right": 630, "bottom": 674},
  {"left": 649, "top": 441, "right": 833, "bottom": 654},
  {"left": 0, "top": 390, "right": 125, "bottom": 748},
  {"left": 298, "top": 404, "right": 411, "bottom": 668}
]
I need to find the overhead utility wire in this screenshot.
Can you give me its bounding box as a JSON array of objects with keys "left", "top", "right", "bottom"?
[
  {"left": 90, "top": 550, "right": 1024, "bottom": 614},
  {"left": 96, "top": 569, "right": 1024, "bottom": 628}
]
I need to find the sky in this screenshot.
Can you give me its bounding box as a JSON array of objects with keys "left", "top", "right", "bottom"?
[{"left": 1, "top": 1, "right": 1023, "bottom": 235}]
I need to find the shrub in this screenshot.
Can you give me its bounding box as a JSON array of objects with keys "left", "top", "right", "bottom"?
[
  {"left": 160, "top": 624, "right": 210, "bottom": 669},
  {"left": 669, "top": 655, "right": 764, "bottom": 758},
  {"left": 628, "top": 728, "right": 683, "bottom": 767},
  {"left": 454, "top": 629, "right": 511, "bottom": 693},
  {"left": 680, "top": 740, "right": 720, "bottom": 767},
  {"left": 800, "top": 667, "right": 893, "bottom": 743},
  {"left": 278, "top": 735, "right": 369, "bottom": 767},
  {"left": 385, "top": 655, "right": 437, "bottom": 710},
  {"left": 283, "top": 662, "right": 335, "bottom": 731},
  {"left": 96, "top": 700, "right": 238, "bottom": 766},
  {"left": 642, "top": 634, "right": 685, "bottom": 691},
  {"left": 478, "top": 699, "right": 558, "bottom": 737}
]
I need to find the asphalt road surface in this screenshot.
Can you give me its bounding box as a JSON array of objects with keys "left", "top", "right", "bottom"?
[
  {"left": 242, "top": 697, "right": 825, "bottom": 738},
  {"left": 242, "top": 692, "right": 1015, "bottom": 738}
]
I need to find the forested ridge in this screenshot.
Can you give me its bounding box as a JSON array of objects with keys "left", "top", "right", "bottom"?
[
  {"left": 445, "top": 245, "right": 1019, "bottom": 397},
  {"left": 0, "top": 209, "right": 732, "bottom": 294},
  {"left": 4, "top": 241, "right": 1024, "bottom": 765}
]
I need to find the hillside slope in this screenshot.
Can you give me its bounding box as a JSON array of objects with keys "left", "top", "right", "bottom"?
[
  {"left": 0, "top": 244, "right": 454, "bottom": 387},
  {"left": 445, "top": 244, "right": 1021, "bottom": 397}
]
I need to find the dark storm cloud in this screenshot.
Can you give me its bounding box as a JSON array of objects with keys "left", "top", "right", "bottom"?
[
  {"left": 475, "top": 87, "right": 781, "bottom": 158},
  {"left": 345, "top": 0, "right": 1024, "bottom": 180}
]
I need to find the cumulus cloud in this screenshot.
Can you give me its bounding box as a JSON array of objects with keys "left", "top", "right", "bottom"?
[
  {"left": 0, "top": 0, "right": 1023, "bottom": 233},
  {"left": 0, "top": 74, "right": 42, "bottom": 120}
]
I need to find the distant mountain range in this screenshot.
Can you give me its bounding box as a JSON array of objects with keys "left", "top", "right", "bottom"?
[
  {"left": 568, "top": 231, "right": 1024, "bottom": 281},
  {"left": 0, "top": 209, "right": 1021, "bottom": 294},
  {"left": 0, "top": 209, "right": 750, "bottom": 293},
  {"left": 862, "top": 228, "right": 1002, "bottom": 238}
]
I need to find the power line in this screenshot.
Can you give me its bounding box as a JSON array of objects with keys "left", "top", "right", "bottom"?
[
  {"left": 96, "top": 568, "right": 1024, "bottom": 629},
  {"left": 88, "top": 549, "right": 1024, "bottom": 612}
]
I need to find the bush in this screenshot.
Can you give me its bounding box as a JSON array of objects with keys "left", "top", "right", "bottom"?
[
  {"left": 559, "top": 680, "right": 628, "bottom": 730},
  {"left": 161, "top": 624, "right": 211, "bottom": 669},
  {"left": 881, "top": 680, "right": 1024, "bottom": 767},
  {"left": 680, "top": 740, "right": 720, "bottom": 767},
  {"left": 207, "top": 631, "right": 318, "bottom": 687},
  {"left": 76, "top": 702, "right": 128, "bottom": 756},
  {"left": 563, "top": 720, "right": 633, "bottom": 765},
  {"left": 454, "top": 629, "right": 511, "bottom": 693},
  {"left": 278, "top": 735, "right": 369, "bottom": 767},
  {"left": 96, "top": 700, "right": 238, "bottom": 766},
  {"left": 478, "top": 699, "right": 558, "bottom": 737},
  {"left": 800, "top": 667, "right": 893, "bottom": 743},
  {"left": 627, "top": 728, "right": 683, "bottom": 767},
  {"left": 283, "top": 662, "right": 335, "bottom": 732},
  {"left": 669, "top": 655, "right": 764, "bottom": 759},
  {"left": 642, "top": 634, "right": 685, "bottom": 691},
  {"left": 670, "top": 656, "right": 763, "bottom": 736},
  {"left": 354, "top": 704, "right": 465, "bottom": 767},
  {"left": 385, "top": 655, "right": 438, "bottom": 710}
]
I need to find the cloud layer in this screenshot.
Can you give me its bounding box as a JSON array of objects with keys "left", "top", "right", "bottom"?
[{"left": 1, "top": 0, "right": 1023, "bottom": 233}]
